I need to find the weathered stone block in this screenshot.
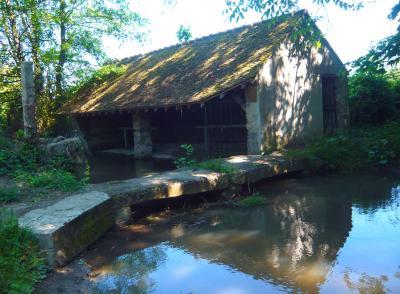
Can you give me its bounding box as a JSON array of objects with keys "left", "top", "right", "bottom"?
[
  {"left": 19, "top": 191, "right": 113, "bottom": 268},
  {"left": 44, "top": 136, "right": 88, "bottom": 176},
  {"left": 91, "top": 169, "right": 229, "bottom": 209}
]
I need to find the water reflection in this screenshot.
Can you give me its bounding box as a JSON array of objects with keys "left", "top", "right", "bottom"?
[
  {"left": 90, "top": 247, "right": 166, "bottom": 293},
  {"left": 84, "top": 173, "right": 400, "bottom": 293},
  {"left": 88, "top": 152, "right": 174, "bottom": 183}
]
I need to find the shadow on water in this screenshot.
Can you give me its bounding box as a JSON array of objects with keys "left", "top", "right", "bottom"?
[
  {"left": 44, "top": 172, "right": 400, "bottom": 293},
  {"left": 88, "top": 152, "right": 175, "bottom": 184}
]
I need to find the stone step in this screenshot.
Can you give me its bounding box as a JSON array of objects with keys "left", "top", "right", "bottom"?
[{"left": 19, "top": 191, "right": 113, "bottom": 268}]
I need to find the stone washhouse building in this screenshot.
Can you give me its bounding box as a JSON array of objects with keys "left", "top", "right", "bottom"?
[{"left": 62, "top": 10, "right": 349, "bottom": 159}]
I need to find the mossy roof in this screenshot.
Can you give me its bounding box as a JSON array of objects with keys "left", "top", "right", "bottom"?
[{"left": 63, "top": 11, "right": 305, "bottom": 114}]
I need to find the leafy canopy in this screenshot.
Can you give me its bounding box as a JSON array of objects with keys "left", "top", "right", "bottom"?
[
  {"left": 0, "top": 0, "right": 148, "bottom": 133},
  {"left": 176, "top": 25, "right": 192, "bottom": 43},
  {"left": 225, "top": 0, "right": 363, "bottom": 22},
  {"left": 351, "top": 2, "right": 400, "bottom": 72}
]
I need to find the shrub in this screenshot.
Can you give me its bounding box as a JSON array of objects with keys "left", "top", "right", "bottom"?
[
  {"left": 0, "top": 134, "right": 88, "bottom": 193},
  {"left": 0, "top": 210, "right": 46, "bottom": 293},
  {"left": 348, "top": 73, "right": 397, "bottom": 125},
  {"left": 14, "top": 141, "right": 42, "bottom": 172},
  {"left": 16, "top": 169, "right": 85, "bottom": 192},
  {"left": 0, "top": 149, "right": 17, "bottom": 175},
  {"left": 0, "top": 135, "right": 12, "bottom": 150},
  {"left": 286, "top": 122, "right": 400, "bottom": 171},
  {"left": 174, "top": 144, "right": 197, "bottom": 168},
  {"left": 0, "top": 188, "right": 19, "bottom": 203}
]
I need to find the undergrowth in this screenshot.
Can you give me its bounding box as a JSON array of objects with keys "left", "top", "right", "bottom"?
[
  {"left": 0, "top": 188, "right": 19, "bottom": 203},
  {"left": 0, "top": 210, "right": 46, "bottom": 293},
  {"left": 0, "top": 134, "right": 86, "bottom": 198},
  {"left": 15, "top": 169, "right": 86, "bottom": 192},
  {"left": 286, "top": 121, "right": 400, "bottom": 171}
]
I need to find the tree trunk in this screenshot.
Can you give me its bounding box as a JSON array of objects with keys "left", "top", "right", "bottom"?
[
  {"left": 3, "top": 0, "right": 24, "bottom": 65},
  {"left": 55, "top": 0, "right": 66, "bottom": 105}
]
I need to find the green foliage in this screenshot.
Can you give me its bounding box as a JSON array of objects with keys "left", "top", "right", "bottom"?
[
  {"left": 348, "top": 72, "right": 397, "bottom": 125},
  {"left": 0, "top": 188, "right": 19, "bottom": 203},
  {"left": 237, "top": 193, "right": 266, "bottom": 207},
  {"left": 225, "top": 0, "right": 362, "bottom": 22},
  {"left": 174, "top": 144, "right": 197, "bottom": 168},
  {"left": 194, "top": 158, "right": 236, "bottom": 175},
  {"left": 286, "top": 122, "right": 400, "bottom": 171},
  {"left": 0, "top": 0, "right": 148, "bottom": 135},
  {"left": 351, "top": 2, "right": 399, "bottom": 71},
  {"left": 16, "top": 169, "right": 85, "bottom": 192},
  {"left": 0, "top": 149, "right": 17, "bottom": 176},
  {"left": 173, "top": 144, "right": 237, "bottom": 176},
  {"left": 69, "top": 64, "right": 127, "bottom": 97},
  {"left": 0, "top": 134, "right": 86, "bottom": 196},
  {"left": 0, "top": 67, "right": 21, "bottom": 131},
  {"left": 176, "top": 25, "right": 192, "bottom": 43},
  {"left": 0, "top": 210, "right": 46, "bottom": 293}
]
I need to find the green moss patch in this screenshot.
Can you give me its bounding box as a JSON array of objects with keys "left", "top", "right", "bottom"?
[
  {"left": 237, "top": 193, "right": 266, "bottom": 207},
  {"left": 194, "top": 158, "right": 236, "bottom": 175}
]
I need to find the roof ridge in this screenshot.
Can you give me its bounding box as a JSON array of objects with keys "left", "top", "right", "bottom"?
[{"left": 119, "top": 9, "right": 307, "bottom": 65}]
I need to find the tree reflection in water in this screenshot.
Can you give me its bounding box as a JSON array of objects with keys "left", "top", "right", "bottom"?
[
  {"left": 89, "top": 246, "right": 166, "bottom": 293},
  {"left": 83, "top": 172, "right": 400, "bottom": 293}
]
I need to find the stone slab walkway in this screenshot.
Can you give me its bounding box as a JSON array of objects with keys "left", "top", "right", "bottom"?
[
  {"left": 18, "top": 152, "right": 312, "bottom": 267},
  {"left": 19, "top": 191, "right": 113, "bottom": 267}
]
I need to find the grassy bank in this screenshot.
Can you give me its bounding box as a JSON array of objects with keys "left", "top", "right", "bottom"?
[
  {"left": 0, "top": 211, "right": 46, "bottom": 293},
  {"left": 286, "top": 121, "right": 400, "bottom": 171}
]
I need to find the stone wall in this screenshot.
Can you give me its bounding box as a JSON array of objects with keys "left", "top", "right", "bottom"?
[{"left": 250, "top": 40, "right": 349, "bottom": 152}]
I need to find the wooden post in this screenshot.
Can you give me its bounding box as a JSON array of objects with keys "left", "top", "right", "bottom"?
[{"left": 21, "top": 61, "right": 37, "bottom": 139}]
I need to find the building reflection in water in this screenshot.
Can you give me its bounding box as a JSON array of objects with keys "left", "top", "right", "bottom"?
[{"left": 84, "top": 173, "right": 399, "bottom": 293}]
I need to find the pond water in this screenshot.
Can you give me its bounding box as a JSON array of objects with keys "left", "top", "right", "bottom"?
[
  {"left": 83, "top": 172, "right": 400, "bottom": 293},
  {"left": 89, "top": 153, "right": 175, "bottom": 183}
]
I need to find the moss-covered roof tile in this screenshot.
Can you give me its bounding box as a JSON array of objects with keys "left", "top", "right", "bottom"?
[{"left": 63, "top": 11, "right": 304, "bottom": 114}]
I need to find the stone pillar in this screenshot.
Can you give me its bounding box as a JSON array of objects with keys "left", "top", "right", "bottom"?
[
  {"left": 132, "top": 112, "right": 152, "bottom": 159},
  {"left": 21, "top": 61, "right": 37, "bottom": 139},
  {"left": 245, "top": 85, "right": 261, "bottom": 154}
]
